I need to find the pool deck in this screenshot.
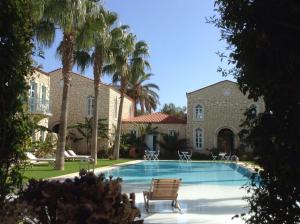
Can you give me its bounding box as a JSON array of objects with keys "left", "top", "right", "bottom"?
[
  {"left": 123, "top": 181, "right": 248, "bottom": 224},
  {"left": 49, "top": 160, "right": 250, "bottom": 224}
]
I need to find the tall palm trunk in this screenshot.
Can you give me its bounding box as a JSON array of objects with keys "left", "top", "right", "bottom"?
[
  {"left": 91, "top": 51, "right": 103, "bottom": 165},
  {"left": 134, "top": 99, "right": 138, "bottom": 116},
  {"left": 140, "top": 100, "right": 145, "bottom": 114},
  {"left": 113, "top": 90, "right": 125, "bottom": 160},
  {"left": 55, "top": 32, "right": 75, "bottom": 170}
]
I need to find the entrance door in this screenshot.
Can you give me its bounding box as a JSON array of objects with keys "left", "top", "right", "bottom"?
[
  {"left": 145, "top": 134, "right": 157, "bottom": 151},
  {"left": 217, "top": 128, "right": 234, "bottom": 154}
]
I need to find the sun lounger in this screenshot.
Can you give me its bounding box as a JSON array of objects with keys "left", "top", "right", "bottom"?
[
  {"left": 64, "top": 151, "right": 91, "bottom": 161},
  {"left": 67, "top": 150, "right": 90, "bottom": 158},
  {"left": 143, "top": 178, "right": 182, "bottom": 212},
  {"left": 25, "top": 152, "right": 55, "bottom": 165}
]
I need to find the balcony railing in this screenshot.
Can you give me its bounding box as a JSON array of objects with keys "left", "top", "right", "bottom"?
[{"left": 28, "top": 97, "right": 52, "bottom": 115}]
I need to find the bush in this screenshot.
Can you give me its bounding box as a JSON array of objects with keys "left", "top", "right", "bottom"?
[{"left": 1, "top": 170, "right": 142, "bottom": 224}]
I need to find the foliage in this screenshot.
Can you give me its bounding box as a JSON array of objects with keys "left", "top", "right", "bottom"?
[
  {"left": 105, "top": 32, "right": 151, "bottom": 159},
  {"left": 127, "top": 71, "right": 159, "bottom": 115},
  {"left": 160, "top": 103, "right": 187, "bottom": 119},
  {"left": 120, "top": 133, "right": 139, "bottom": 158},
  {"left": 36, "top": 0, "right": 100, "bottom": 170},
  {"left": 158, "top": 133, "right": 189, "bottom": 159},
  {"left": 213, "top": 0, "right": 300, "bottom": 223},
  {"left": 1, "top": 171, "right": 142, "bottom": 223},
  {"left": 68, "top": 117, "right": 108, "bottom": 153},
  {"left": 0, "top": 0, "right": 35, "bottom": 207},
  {"left": 33, "top": 133, "right": 58, "bottom": 158}
]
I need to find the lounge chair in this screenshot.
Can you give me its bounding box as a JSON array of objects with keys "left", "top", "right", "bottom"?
[
  {"left": 143, "top": 178, "right": 182, "bottom": 212},
  {"left": 64, "top": 151, "right": 91, "bottom": 161},
  {"left": 25, "top": 152, "right": 55, "bottom": 165},
  {"left": 68, "top": 150, "right": 90, "bottom": 158}
]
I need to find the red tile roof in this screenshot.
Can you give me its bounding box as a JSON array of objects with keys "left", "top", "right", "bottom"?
[{"left": 123, "top": 113, "right": 186, "bottom": 124}]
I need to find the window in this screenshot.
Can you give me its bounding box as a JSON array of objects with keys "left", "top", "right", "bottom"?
[
  {"left": 41, "top": 85, "right": 47, "bottom": 105},
  {"left": 169, "top": 130, "right": 177, "bottom": 136},
  {"left": 130, "top": 130, "right": 137, "bottom": 137},
  {"left": 87, "top": 96, "right": 95, "bottom": 117},
  {"left": 195, "top": 104, "right": 204, "bottom": 119},
  {"left": 195, "top": 128, "right": 203, "bottom": 149},
  {"left": 114, "top": 96, "right": 118, "bottom": 119},
  {"left": 39, "top": 130, "right": 45, "bottom": 141},
  {"left": 29, "top": 81, "right": 37, "bottom": 112}
]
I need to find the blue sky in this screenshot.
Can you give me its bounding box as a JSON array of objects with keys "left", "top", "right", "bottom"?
[{"left": 35, "top": 0, "right": 234, "bottom": 109}]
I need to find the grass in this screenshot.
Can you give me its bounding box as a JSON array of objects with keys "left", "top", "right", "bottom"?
[{"left": 23, "top": 159, "right": 133, "bottom": 180}]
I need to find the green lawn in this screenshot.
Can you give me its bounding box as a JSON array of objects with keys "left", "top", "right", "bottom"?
[{"left": 23, "top": 159, "right": 133, "bottom": 180}]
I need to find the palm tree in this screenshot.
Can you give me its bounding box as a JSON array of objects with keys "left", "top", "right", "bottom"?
[
  {"left": 68, "top": 117, "right": 108, "bottom": 154},
  {"left": 73, "top": 9, "right": 125, "bottom": 164},
  {"left": 36, "top": 0, "right": 99, "bottom": 170},
  {"left": 127, "top": 72, "right": 159, "bottom": 115},
  {"left": 105, "top": 34, "right": 150, "bottom": 159}
]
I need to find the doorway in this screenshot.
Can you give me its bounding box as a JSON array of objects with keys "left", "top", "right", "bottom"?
[{"left": 217, "top": 128, "right": 234, "bottom": 154}]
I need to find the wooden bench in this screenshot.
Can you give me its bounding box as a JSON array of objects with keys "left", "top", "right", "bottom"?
[{"left": 143, "top": 178, "right": 182, "bottom": 212}]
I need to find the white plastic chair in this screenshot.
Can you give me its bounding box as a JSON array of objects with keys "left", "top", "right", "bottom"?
[{"left": 178, "top": 150, "right": 184, "bottom": 161}]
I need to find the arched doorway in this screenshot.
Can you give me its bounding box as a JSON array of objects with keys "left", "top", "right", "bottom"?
[
  {"left": 52, "top": 123, "right": 60, "bottom": 134},
  {"left": 217, "top": 128, "right": 234, "bottom": 154}
]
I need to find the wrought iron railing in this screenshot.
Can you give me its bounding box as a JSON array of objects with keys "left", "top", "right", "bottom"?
[{"left": 28, "top": 97, "right": 51, "bottom": 115}]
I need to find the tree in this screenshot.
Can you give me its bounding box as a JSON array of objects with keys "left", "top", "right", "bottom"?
[
  {"left": 0, "top": 0, "right": 34, "bottom": 206},
  {"left": 160, "top": 103, "right": 186, "bottom": 119},
  {"left": 74, "top": 9, "right": 126, "bottom": 164},
  {"left": 213, "top": 0, "right": 300, "bottom": 223},
  {"left": 105, "top": 33, "right": 151, "bottom": 159},
  {"left": 127, "top": 72, "right": 159, "bottom": 115},
  {"left": 68, "top": 118, "right": 108, "bottom": 154},
  {"left": 158, "top": 133, "right": 189, "bottom": 159},
  {"left": 37, "top": 0, "right": 99, "bottom": 170}
]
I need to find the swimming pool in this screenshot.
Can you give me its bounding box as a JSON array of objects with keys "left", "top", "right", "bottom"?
[{"left": 102, "top": 161, "right": 253, "bottom": 186}]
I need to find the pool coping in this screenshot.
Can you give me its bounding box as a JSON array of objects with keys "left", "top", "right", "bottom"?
[
  {"left": 47, "top": 159, "right": 260, "bottom": 181},
  {"left": 47, "top": 160, "right": 143, "bottom": 181}
]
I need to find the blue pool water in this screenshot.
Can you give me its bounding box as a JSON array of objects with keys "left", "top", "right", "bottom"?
[{"left": 101, "top": 161, "right": 253, "bottom": 186}]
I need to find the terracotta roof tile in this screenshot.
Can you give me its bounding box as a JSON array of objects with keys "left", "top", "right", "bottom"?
[{"left": 123, "top": 112, "right": 186, "bottom": 124}]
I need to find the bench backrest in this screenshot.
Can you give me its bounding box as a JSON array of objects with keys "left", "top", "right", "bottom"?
[{"left": 149, "top": 178, "right": 181, "bottom": 200}]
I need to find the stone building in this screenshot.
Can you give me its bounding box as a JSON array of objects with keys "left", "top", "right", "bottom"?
[
  {"left": 122, "top": 113, "right": 187, "bottom": 152},
  {"left": 28, "top": 68, "right": 52, "bottom": 141},
  {"left": 186, "top": 80, "right": 264, "bottom": 154},
  {"left": 48, "top": 68, "right": 134, "bottom": 153}
]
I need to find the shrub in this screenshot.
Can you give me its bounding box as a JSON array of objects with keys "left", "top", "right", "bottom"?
[{"left": 1, "top": 170, "right": 142, "bottom": 224}]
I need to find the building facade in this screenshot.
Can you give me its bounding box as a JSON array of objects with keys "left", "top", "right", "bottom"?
[
  {"left": 48, "top": 69, "right": 134, "bottom": 153},
  {"left": 28, "top": 68, "right": 52, "bottom": 141},
  {"left": 186, "top": 80, "right": 264, "bottom": 154},
  {"left": 122, "top": 113, "right": 187, "bottom": 153}
]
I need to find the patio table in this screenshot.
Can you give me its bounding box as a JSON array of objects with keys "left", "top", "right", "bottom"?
[{"left": 218, "top": 152, "right": 226, "bottom": 160}]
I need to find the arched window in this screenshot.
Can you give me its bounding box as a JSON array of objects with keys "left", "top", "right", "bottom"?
[
  {"left": 87, "top": 96, "right": 95, "bottom": 117},
  {"left": 195, "top": 104, "right": 204, "bottom": 119},
  {"left": 195, "top": 128, "right": 203, "bottom": 149}
]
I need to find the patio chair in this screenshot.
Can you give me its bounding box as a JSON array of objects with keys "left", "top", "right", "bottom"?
[
  {"left": 143, "top": 178, "right": 182, "bottom": 212},
  {"left": 25, "top": 152, "right": 55, "bottom": 165},
  {"left": 184, "top": 150, "right": 192, "bottom": 161},
  {"left": 177, "top": 150, "right": 184, "bottom": 161},
  {"left": 153, "top": 150, "right": 160, "bottom": 160},
  {"left": 211, "top": 153, "right": 217, "bottom": 160}
]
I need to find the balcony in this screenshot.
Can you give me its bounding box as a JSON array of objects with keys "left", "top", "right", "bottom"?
[{"left": 28, "top": 97, "right": 52, "bottom": 116}]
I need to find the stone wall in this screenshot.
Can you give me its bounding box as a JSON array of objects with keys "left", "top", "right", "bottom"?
[
  {"left": 49, "top": 69, "right": 134, "bottom": 153},
  {"left": 186, "top": 80, "right": 264, "bottom": 153}
]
